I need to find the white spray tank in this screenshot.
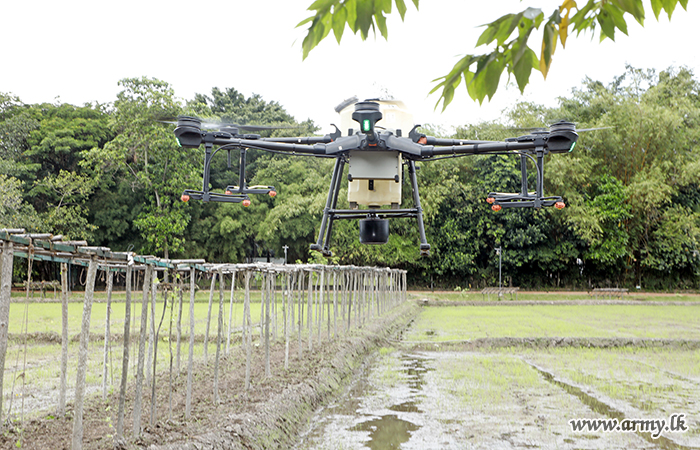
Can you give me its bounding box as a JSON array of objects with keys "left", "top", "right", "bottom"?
[{"left": 335, "top": 98, "right": 415, "bottom": 208}]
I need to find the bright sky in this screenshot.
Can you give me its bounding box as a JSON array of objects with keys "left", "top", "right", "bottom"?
[{"left": 2, "top": 1, "right": 698, "bottom": 134}]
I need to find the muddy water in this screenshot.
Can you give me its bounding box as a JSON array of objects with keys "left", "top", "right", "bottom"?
[
  {"left": 297, "top": 349, "right": 685, "bottom": 449},
  {"left": 297, "top": 351, "right": 474, "bottom": 449}
]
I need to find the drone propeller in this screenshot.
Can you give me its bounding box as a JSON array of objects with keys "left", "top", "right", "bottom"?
[
  {"left": 506, "top": 121, "right": 613, "bottom": 134},
  {"left": 157, "top": 116, "right": 301, "bottom": 132}
]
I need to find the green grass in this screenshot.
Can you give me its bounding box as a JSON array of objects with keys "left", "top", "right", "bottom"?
[
  {"left": 404, "top": 304, "right": 700, "bottom": 341},
  {"left": 437, "top": 353, "right": 542, "bottom": 412},
  {"left": 516, "top": 347, "right": 700, "bottom": 415},
  {"left": 9, "top": 294, "right": 284, "bottom": 337},
  {"left": 412, "top": 290, "right": 700, "bottom": 302}
]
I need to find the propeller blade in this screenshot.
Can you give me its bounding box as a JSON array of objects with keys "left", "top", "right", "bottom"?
[
  {"left": 157, "top": 116, "right": 302, "bottom": 132},
  {"left": 576, "top": 126, "right": 614, "bottom": 132}
]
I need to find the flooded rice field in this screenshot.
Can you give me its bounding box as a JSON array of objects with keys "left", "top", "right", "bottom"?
[{"left": 297, "top": 348, "right": 700, "bottom": 449}]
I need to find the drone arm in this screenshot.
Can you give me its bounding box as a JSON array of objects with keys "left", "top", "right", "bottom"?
[
  {"left": 261, "top": 136, "right": 333, "bottom": 144},
  {"left": 420, "top": 140, "right": 544, "bottom": 157},
  {"left": 224, "top": 138, "right": 327, "bottom": 155},
  {"left": 425, "top": 137, "right": 497, "bottom": 146}
]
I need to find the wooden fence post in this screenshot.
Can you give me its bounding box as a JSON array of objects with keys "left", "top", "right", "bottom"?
[
  {"left": 214, "top": 269, "right": 225, "bottom": 403},
  {"left": 244, "top": 271, "right": 252, "bottom": 390},
  {"left": 58, "top": 262, "right": 68, "bottom": 417},
  {"left": 116, "top": 262, "right": 132, "bottom": 440},
  {"left": 0, "top": 241, "right": 13, "bottom": 430},
  {"left": 176, "top": 275, "right": 184, "bottom": 372},
  {"left": 264, "top": 271, "right": 271, "bottom": 377},
  {"left": 71, "top": 254, "right": 98, "bottom": 450},
  {"left": 103, "top": 270, "right": 114, "bottom": 399},
  {"left": 186, "top": 268, "right": 195, "bottom": 419},
  {"left": 133, "top": 264, "right": 152, "bottom": 437},
  {"left": 204, "top": 272, "right": 217, "bottom": 363},
  {"left": 226, "top": 270, "right": 237, "bottom": 355}
]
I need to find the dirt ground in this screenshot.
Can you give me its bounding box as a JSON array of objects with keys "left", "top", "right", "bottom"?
[{"left": 0, "top": 302, "right": 419, "bottom": 450}]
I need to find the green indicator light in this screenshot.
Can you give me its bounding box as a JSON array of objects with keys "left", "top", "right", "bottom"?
[
  {"left": 363, "top": 119, "right": 371, "bottom": 132},
  {"left": 569, "top": 141, "right": 576, "bottom": 153}
]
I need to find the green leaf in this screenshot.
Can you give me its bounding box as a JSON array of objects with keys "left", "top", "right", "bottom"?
[
  {"left": 346, "top": 0, "right": 358, "bottom": 30},
  {"left": 597, "top": 9, "right": 616, "bottom": 41},
  {"left": 612, "top": 0, "right": 645, "bottom": 24},
  {"left": 539, "top": 22, "right": 556, "bottom": 78},
  {"left": 378, "top": 0, "right": 392, "bottom": 14},
  {"left": 650, "top": 0, "right": 663, "bottom": 18},
  {"left": 355, "top": 0, "right": 374, "bottom": 39},
  {"left": 308, "top": 0, "right": 337, "bottom": 11},
  {"left": 513, "top": 47, "right": 538, "bottom": 93},
  {"left": 395, "top": 0, "right": 407, "bottom": 20},
  {"left": 332, "top": 6, "right": 348, "bottom": 42},
  {"left": 604, "top": 3, "right": 629, "bottom": 35},
  {"left": 375, "top": 11, "right": 388, "bottom": 39},
  {"left": 296, "top": 16, "right": 314, "bottom": 28},
  {"left": 661, "top": 0, "right": 678, "bottom": 19}
]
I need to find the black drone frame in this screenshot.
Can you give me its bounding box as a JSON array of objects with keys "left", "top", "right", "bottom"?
[{"left": 173, "top": 102, "right": 578, "bottom": 257}]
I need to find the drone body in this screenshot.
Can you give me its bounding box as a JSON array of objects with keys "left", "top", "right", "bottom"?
[{"left": 173, "top": 99, "right": 579, "bottom": 257}]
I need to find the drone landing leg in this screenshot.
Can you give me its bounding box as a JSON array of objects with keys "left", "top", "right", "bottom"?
[
  {"left": 535, "top": 147, "right": 544, "bottom": 208},
  {"left": 321, "top": 160, "right": 345, "bottom": 257},
  {"left": 408, "top": 160, "right": 430, "bottom": 256},
  {"left": 311, "top": 158, "right": 344, "bottom": 255},
  {"left": 520, "top": 154, "right": 529, "bottom": 197}
]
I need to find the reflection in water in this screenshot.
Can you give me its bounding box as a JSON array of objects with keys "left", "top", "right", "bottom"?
[
  {"left": 346, "top": 354, "right": 432, "bottom": 449},
  {"left": 389, "top": 401, "right": 423, "bottom": 413},
  {"left": 351, "top": 414, "right": 420, "bottom": 450}
]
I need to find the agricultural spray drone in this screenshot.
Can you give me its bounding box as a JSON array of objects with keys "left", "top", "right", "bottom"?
[{"left": 171, "top": 99, "right": 580, "bottom": 257}]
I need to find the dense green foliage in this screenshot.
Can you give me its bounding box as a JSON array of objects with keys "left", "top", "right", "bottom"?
[{"left": 1, "top": 67, "right": 699, "bottom": 289}]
